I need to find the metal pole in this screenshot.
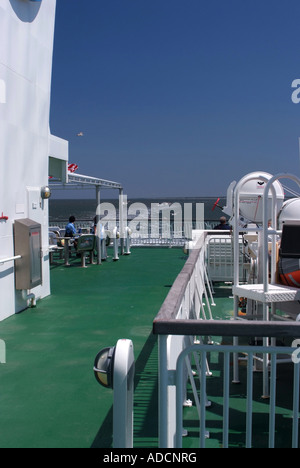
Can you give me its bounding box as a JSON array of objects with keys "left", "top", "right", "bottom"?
[
  {"left": 233, "top": 174, "right": 269, "bottom": 387},
  {"left": 246, "top": 352, "right": 254, "bottom": 448},
  {"left": 158, "top": 334, "right": 168, "bottom": 448},
  {"left": 268, "top": 352, "right": 277, "bottom": 448},
  {"left": 223, "top": 352, "right": 230, "bottom": 448},
  {"left": 262, "top": 174, "right": 300, "bottom": 397},
  {"left": 292, "top": 362, "right": 300, "bottom": 448},
  {"left": 263, "top": 173, "right": 300, "bottom": 292},
  {"left": 113, "top": 339, "right": 134, "bottom": 448},
  {"left": 96, "top": 186, "right": 101, "bottom": 265},
  {"left": 119, "top": 188, "right": 124, "bottom": 255}
]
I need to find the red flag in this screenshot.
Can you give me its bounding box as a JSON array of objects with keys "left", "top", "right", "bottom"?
[{"left": 68, "top": 164, "right": 79, "bottom": 173}]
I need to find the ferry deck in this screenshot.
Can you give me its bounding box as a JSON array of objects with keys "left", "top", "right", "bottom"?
[{"left": 0, "top": 244, "right": 298, "bottom": 448}]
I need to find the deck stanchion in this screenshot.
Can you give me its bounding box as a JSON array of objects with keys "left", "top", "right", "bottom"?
[
  {"left": 94, "top": 339, "right": 135, "bottom": 448},
  {"left": 96, "top": 186, "right": 101, "bottom": 265},
  {"left": 158, "top": 334, "right": 169, "bottom": 448}
]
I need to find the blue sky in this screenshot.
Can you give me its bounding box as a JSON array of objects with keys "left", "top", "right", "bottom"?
[{"left": 50, "top": 0, "right": 300, "bottom": 198}]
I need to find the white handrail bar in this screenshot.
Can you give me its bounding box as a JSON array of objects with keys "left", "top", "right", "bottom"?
[{"left": 0, "top": 255, "right": 21, "bottom": 265}]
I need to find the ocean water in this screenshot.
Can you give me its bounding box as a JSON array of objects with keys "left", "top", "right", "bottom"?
[{"left": 49, "top": 197, "right": 227, "bottom": 227}]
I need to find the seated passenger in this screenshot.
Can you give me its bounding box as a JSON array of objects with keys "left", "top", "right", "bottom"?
[
  {"left": 214, "top": 216, "right": 231, "bottom": 231},
  {"left": 65, "top": 216, "right": 78, "bottom": 249},
  {"left": 65, "top": 216, "right": 77, "bottom": 237}
]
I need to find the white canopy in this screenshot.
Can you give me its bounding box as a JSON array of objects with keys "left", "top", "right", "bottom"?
[{"left": 49, "top": 172, "right": 122, "bottom": 191}]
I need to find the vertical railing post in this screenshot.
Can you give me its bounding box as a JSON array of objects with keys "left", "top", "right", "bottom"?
[
  {"left": 292, "top": 361, "right": 300, "bottom": 448},
  {"left": 223, "top": 352, "right": 230, "bottom": 448},
  {"left": 96, "top": 186, "right": 101, "bottom": 265},
  {"left": 113, "top": 339, "right": 135, "bottom": 448},
  {"left": 158, "top": 334, "right": 169, "bottom": 448}
]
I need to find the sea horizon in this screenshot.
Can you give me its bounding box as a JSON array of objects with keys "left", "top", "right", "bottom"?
[{"left": 49, "top": 196, "right": 227, "bottom": 226}]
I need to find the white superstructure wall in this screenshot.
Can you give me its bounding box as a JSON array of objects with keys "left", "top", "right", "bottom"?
[{"left": 0, "top": 0, "right": 66, "bottom": 320}]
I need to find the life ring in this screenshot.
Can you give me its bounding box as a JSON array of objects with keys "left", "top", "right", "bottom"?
[
  {"left": 279, "top": 258, "right": 300, "bottom": 288},
  {"left": 238, "top": 297, "right": 247, "bottom": 308},
  {"left": 238, "top": 297, "right": 247, "bottom": 316}
]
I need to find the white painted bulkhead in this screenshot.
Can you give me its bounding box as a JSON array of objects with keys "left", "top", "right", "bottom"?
[{"left": 0, "top": 0, "right": 68, "bottom": 320}]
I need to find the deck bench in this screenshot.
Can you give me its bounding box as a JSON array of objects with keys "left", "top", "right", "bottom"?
[
  {"left": 49, "top": 231, "right": 64, "bottom": 263},
  {"left": 76, "top": 234, "right": 96, "bottom": 267}
]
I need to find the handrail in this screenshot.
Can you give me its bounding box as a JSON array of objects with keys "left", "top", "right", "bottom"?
[
  {"left": 154, "top": 234, "right": 205, "bottom": 323},
  {"left": 0, "top": 255, "right": 21, "bottom": 265},
  {"left": 153, "top": 317, "right": 300, "bottom": 337}
]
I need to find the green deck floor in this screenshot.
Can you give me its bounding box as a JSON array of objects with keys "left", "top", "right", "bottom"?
[
  {"left": 0, "top": 247, "right": 186, "bottom": 448},
  {"left": 1, "top": 249, "right": 296, "bottom": 448}
]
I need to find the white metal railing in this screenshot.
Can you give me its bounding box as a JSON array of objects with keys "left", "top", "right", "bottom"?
[
  {"left": 153, "top": 229, "right": 300, "bottom": 448},
  {"left": 207, "top": 235, "right": 245, "bottom": 282},
  {"left": 175, "top": 343, "right": 300, "bottom": 448},
  {"left": 130, "top": 237, "right": 186, "bottom": 247},
  {"left": 154, "top": 231, "right": 216, "bottom": 447}
]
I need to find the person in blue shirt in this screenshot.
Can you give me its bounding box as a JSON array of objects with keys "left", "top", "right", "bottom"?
[
  {"left": 65, "top": 216, "right": 78, "bottom": 250},
  {"left": 65, "top": 216, "right": 77, "bottom": 237}
]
